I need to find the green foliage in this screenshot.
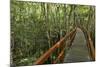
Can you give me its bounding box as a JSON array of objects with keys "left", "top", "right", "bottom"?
[{"left": 11, "top": 0, "right": 95, "bottom": 66}]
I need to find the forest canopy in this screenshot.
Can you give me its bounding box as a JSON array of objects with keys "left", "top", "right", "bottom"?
[{"left": 11, "top": 0, "right": 95, "bottom": 66}]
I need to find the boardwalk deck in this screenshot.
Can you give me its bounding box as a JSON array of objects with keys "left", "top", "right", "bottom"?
[{"left": 64, "top": 28, "right": 91, "bottom": 63}]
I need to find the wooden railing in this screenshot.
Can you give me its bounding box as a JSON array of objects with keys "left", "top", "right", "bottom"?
[
  {"left": 34, "top": 28, "right": 76, "bottom": 65},
  {"left": 34, "top": 27, "right": 95, "bottom": 65},
  {"left": 79, "top": 26, "right": 95, "bottom": 61},
  {"left": 87, "top": 31, "right": 95, "bottom": 60}
]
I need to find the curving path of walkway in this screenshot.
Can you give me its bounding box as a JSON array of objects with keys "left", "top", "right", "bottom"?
[{"left": 64, "top": 28, "right": 91, "bottom": 63}]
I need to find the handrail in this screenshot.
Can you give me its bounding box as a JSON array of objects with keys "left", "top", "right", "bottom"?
[
  {"left": 87, "top": 32, "right": 95, "bottom": 60},
  {"left": 78, "top": 26, "right": 95, "bottom": 61},
  {"left": 53, "top": 47, "right": 65, "bottom": 64},
  {"left": 34, "top": 28, "right": 76, "bottom": 65},
  {"left": 53, "top": 31, "right": 76, "bottom": 64}
]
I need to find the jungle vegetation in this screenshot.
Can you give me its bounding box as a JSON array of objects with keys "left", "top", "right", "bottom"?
[{"left": 10, "top": 0, "right": 95, "bottom": 66}]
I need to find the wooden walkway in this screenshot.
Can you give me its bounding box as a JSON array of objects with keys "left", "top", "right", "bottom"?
[
  {"left": 64, "top": 28, "right": 91, "bottom": 63},
  {"left": 34, "top": 28, "right": 94, "bottom": 65}
]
